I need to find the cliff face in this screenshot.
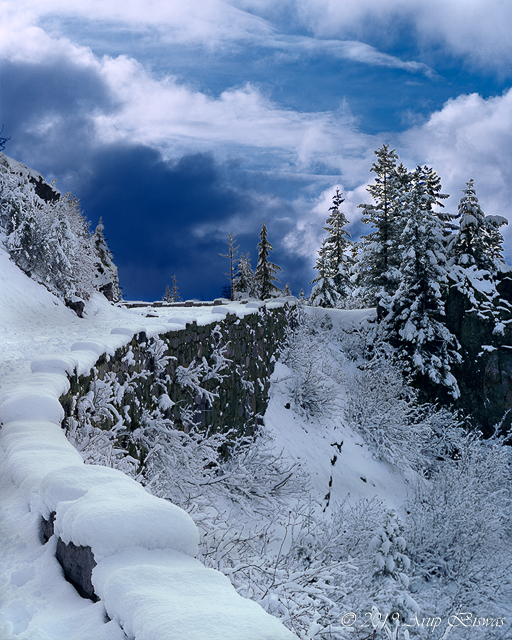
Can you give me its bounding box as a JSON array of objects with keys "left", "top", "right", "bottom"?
[
  {"left": 445, "top": 278, "right": 512, "bottom": 435},
  {"left": 0, "top": 153, "right": 60, "bottom": 202}
]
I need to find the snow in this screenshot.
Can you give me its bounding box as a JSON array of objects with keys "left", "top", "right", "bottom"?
[
  {"left": 0, "top": 153, "right": 56, "bottom": 194},
  {"left": 266, "top": 361, "right": 407, "bottom": 511},
  {"left": 93, "top": 548, "right": 295, "bottom": 640},
  {"left": 38, "top": 465, "right": 199, "bottom": 559},
  {"left": 0, "top": 245, "right": 296, "bottom": 640}
]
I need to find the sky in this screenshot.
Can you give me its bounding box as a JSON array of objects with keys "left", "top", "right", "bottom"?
[{"left": 1, "top": 0, "right": 511, "bottom": 301}]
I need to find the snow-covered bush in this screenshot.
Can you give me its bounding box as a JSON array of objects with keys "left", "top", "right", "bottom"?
[
  {"left": 404, "top": 430, "right": 512, "bottom": 622},
  {"left": 280, "top": 308, "right": 341, "bottom": 418},
  {"left": 345, "top": 353, "right": 460, "bottom": 477}
]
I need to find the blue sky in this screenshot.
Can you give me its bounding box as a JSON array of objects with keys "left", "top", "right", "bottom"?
[{"left": 1, "top": 0, "right": 512, "bottom": 300}]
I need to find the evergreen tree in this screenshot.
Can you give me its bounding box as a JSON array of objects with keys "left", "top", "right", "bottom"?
[
  {"left": 171, "top": 274, "right": 182, "bottom": 302},
  {"left": 446, "top": 180, "right": 509, "bottom": 325},
  {"left": 357, "top": 144, "right": 405, "bottom": 306},
  {"left": 283, "top": 282, "right": 292, "bottom": 296},
  {"left": 381, "top": 166, "right": 460, "bottom": 399},
  {"left": 310, "top": 188, "right": 353, "bottom": 308},
  {"left": 310, "top": 240, "right": 341, "bottom": 308},
  {"left": 163, "top": 275, "right": 182, "bottom": 303},
  {"left": 255, "top": 222, "right": 282, "bottom": 299},
  {"left": 449, "top": 179, "right": 507, "bottom": 272},
  {"left": 233, "top": 252, "right": 256, "bottom": 299}
]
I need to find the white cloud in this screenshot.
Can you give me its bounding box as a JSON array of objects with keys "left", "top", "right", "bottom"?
[
  {"left": 264, "top": 35, "right": 434, "bottom": 76},
  {"left": 90, "top": 54, "right": 373, "bottom": 172},
  {"left": 239, "top": 0, "right": 512, "bottom": 73},
  {"left": 3, "top": 0, "right": 435, "bottom": 75},
  {"left": 283, "top": 88, "right": 512, "bottom": 262},
  {"left": 399, "top": 88, "right": 512, "bottom": 257}
]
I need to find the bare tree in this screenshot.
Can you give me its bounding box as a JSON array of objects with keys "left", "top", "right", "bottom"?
[{"left": 219, "top": 232, "right": 239, "bottom": 301}]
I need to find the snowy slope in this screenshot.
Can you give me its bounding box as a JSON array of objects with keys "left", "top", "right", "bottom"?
[
  {"left": 265, "top": 307, "right": 407, "bottom": 513},
  {"left": 0, "top": 247, "right": 297, "bottom": 640},
  {"left": 266, "top": 363, "right": 407, "bottom": 511}
]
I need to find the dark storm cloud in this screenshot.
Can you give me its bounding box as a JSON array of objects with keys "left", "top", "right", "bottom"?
[
  {"left": 0, "top": 59, "right": 114, "bottom": 177},
  {"left": 77, "top": 144, "right": 308, "bottom": 301}
]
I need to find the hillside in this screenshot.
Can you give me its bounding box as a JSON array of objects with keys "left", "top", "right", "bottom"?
[
  {"left": 1, "top": 251, "right": 510, "bottom": 639},
  {"left": 1, "top": 154, "right": 511, "bottom": 640}
]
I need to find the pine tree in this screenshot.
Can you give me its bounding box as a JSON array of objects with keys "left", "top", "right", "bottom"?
[
  {"left": 171, "top": 274, "right": 182, "bottom": 302},
  {"left": 446, "top": 180, "right": 509, "bottom": 325},
  {"left": 255, "top": 222, "right": 282, "bottom": 299},
  {"left": 162, "top": 284, "right": 172, "bottom": 302},
  {"left": 310, "top": 240, "right": 341, "bottom": 308},
  {"left": 381, "top": 166, "right": 461, "bottom": 399},
  {"left": 357, "top": 144, "right": 405, "bottom": 306},
  {"left": 449, "top": 180, "right": 507, "bottom": 272},
  {"left": 310, "top": 189, "right": 353, "bottom": 308},
  {"left": 163, "top": 275, "right": 182, "bottom": 303},
  {"left": 233, "top": 252, "right": 256, "bottom": 299}
]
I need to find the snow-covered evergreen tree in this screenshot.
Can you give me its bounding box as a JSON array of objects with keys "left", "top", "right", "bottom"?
[
  {"left": 380, "top": 166, "right": 461, "bottom": 399},
  {"left": 310, "top": 188, "right": 353, "bottom": 308},
  {"left": 233, "top": 252, "right": 256, "bottom": 299},
  {"left": 356, "top": 145, "right": 405, "bottom": 306},
  {"left": 447, "top": 180, "right": 509, "bottom": 325},
  {"left": 309, "top": 240, "right": 341, "bottom": 308},
  {"left": 449, "top": 179, "right": 506, "bottom": 272},
  {"left": 91, "top": 218, "right": 121, "bottom": 302},
  {"left": 255, "top": 222, "right": 282, "bottom": 299}
]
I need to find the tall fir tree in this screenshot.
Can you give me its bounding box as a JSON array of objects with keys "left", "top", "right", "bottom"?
[
  {"left": 310, "top": 240, "right": 340, "bottom": 308},
  {"left": 446, "top": 180, "right": 509, "bottom": 324},
  {"left": 449, "top": 179, "right": 507, "bottom": 272},
  {"left": 255, "top": 222, "right": 282, "bottom": 299},
  {"left": 380, "top": 166, "right": 461, "bottom": 399},
  {"left": 356, "top": 144, "right": 405, "bottom": 306},
  {"left": 311, "top": 189, "right": 353, "bottom": 308}
]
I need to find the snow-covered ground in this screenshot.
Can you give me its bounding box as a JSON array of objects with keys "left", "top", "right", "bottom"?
[{"left": 0, "top": 247, "right": 297, "bottom": 640}]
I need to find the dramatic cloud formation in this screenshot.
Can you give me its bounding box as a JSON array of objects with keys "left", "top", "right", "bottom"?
[{"left": 1, "top": 0, "right": 511, "bottom": 298}]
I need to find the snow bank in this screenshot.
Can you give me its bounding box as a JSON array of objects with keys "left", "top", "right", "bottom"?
[
  {"left": 93, "top": 548, "right": 295, "bottom": 640},
  {"left": 0, "top": 256, "right": 297, "bottom": 639},
  {"left": 39, "top": 465, "right": 199, "bottom": 559}
]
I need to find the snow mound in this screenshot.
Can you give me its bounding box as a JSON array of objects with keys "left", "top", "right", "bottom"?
[
  {"left": 94, "top": 548, "right": 295, "bottom": 640},
  {"left": 39, "top": 465, "right": 199, "bottom": 559}
]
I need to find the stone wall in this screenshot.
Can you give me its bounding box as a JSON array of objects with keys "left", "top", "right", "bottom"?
[
  {"left": 60, "top": 304, "right": 290, "bottom": 464},
  {"left": 44, "top": 303, "right": 291, "bottom": 602}
]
